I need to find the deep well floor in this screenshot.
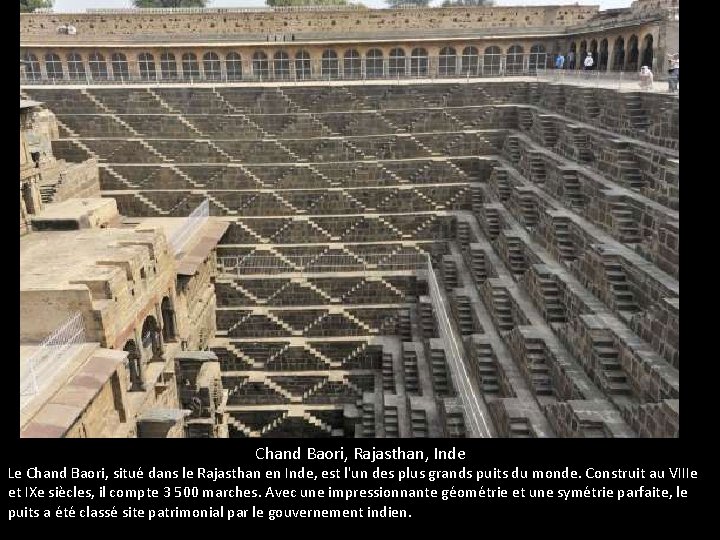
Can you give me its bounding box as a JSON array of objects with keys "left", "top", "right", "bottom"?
[{"left": 22, "top": 81, "right": 679, "bottom": 438}]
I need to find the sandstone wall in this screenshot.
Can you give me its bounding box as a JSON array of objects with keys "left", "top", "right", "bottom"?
[{"left": 21, "top": 6, "right": 599, "bottom": 38}]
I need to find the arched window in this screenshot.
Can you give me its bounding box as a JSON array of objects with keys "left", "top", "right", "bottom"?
[
  {"left": 138, "top": 52, "right": 156, "bottom": 81},
  {"left": 322, "top": 49, "right": 339, "bottom": 79},
  {"left": 439, "top": 47, "right": 456, "bottom": 76},
  {"left": 590, "top": 39, "right": 599, "bottom": 66},
  {"left": 161, "top": 297, "right": 176, "bottom": 342},
  {"left": 141, "top": 315, "right": 162, "bottom": 361},
  {"left": 273, "top": 51, "right": 290, "bottom": 79},
  {"left": 45, "top": 53, "right": 63, "bottom": 80},
  {"left": 599, "top": 39, "right": 609, "bottom": 71},
  {"left": 529, "top": 44, "right": 546, "bottom": 73},
  {"left": 462, "top": 46, "right": 479, "bottom": 75},
  {"left": 252, "top": 51, "right": 269, "bottom": 79},
  {"left": 366, "top": 48, "right": 384, "bottom": 78},
  {"left": 410, "top": 48, "right": 428, "bottom": 77},
  {"left": 568, "top": 42, "right": 577, "bottom": 69},
  {"left": 111, "top": 53, "right": 129, "bottom": 80},
  {"left": 160, "top": 52, "right": 177, "bottom": 80},
  {"left": 579, "top": 40, "right": 587, "bottom": 66},
  {"left": 226, "top": 52, "right": 242, "bottom": 81},
  {"left": 641, "top": 34, "right": 654, "bottom": 69},
  {"left": 344, "top": 49, "right": 361, "bottom": 78},
  {"left": 123, "top": 340, "right": 142, "bottom": 391},
  {"left": 22, "top": 53, "right": 41, "bottom": 81},
  {"left": 389, "top": 48, "right": 406, "bottom": 76},
  {"left": 67, "top": 52, "right": 86, "bottom": 80},
  {"left": 181, "top": 53, "right": 199, "bottom": 80},
  {"left": 627, "top": 35, "right": 640, "bottom": 71},
  {"left": 295, "top": 50, "right": 310, "bottom": 79},
  {"left": 88, "top": 52, "right": 108, "bottom": 80},
  {"left": 506, "top": 45, "right": 524, "bottom": 74},
  {"left": 203, "top": 52, "right": 221, "bottom": 80},
  {"left": 483, "top": 46, "right": 500, "bottom": 75},
  {"left": 612, "top": 37, "right": 625, "bottom": 71}
]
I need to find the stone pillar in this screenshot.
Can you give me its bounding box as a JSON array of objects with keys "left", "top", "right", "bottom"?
[
  {"left": 607, "top": 40, "right": 615, "bottom": 72},
  {"left": 38, "top": 51, "right": 49, "bottom": 80}
]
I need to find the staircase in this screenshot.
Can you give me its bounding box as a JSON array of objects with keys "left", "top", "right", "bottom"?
[
  {"left": 524, "top": 339, "right": 553, "bottom": 397},
  {"left": 616, "top": 148, "right": 645, "bottom": 190},
  {"left": 562, "top": 170, "right": 584, "bottom": 208},
  {"left": 517, "top": 190, "right": 538, "bottom": 229},
  {"left": 474, "top": 341, "right": 500, "bottom": 395},
  {"left": 382, "top": 352, "right": 396, "bottom": 393},
  {"left": 528, "top": 153, "right": 547, "bottom": 184},
  {"left": 361, "top": 403, "right": 376, "bottom": 437},
  {"left": 489, "top": 287, "right": 514, "bottom": 332},
  {"left": 492, "top": 168, "right": 512, "bottom": 202},
  {"left": 508, "top": 417, "right": 533, "bottom": 438},
  {"left": 603, "top": 260, "right": 639, "bottom": 315},
  {"left": 457, "top": 222, "right": 471, "bottom": 251},
  {"left": 592, "top": 337, "right": 633, "bottom": 398},
  {"left": 470, "top": 247, "right": 489, "bottom": 285},
  {"left": 430, "top": 348, "right": 452, "bottom": 397},
  {"left": 624, "top": 94, "right": 649, "bottom": 130},
  {"left": 537, "top": 276, "right": 565, "bottom": 323},
  {"left": 419, "top": 301, "right": 438, "bottom": 338},
  {"left": 504, "top": 236, "right": 527, "bottom": 277},
  {"left": 552, "top": 217, "right": 577, "bottom": 263},
  {"left": 609, "top": 199, "right": 641, "bottom": 243},
  {"left": 454, "top": 296, "right": 475, "bottom": 335},
  {"left": 402, "top": 347, "right": 421, "bottom": 395},
  {"left": 442, "top": 256, "right": 459, "bottom": 290}
]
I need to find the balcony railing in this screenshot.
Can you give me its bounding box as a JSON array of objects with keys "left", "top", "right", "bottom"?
[
  {"left": 20, "top": 312, "right": 86, "bottom": 401},
  {"left": 20, "top": 54, "right": 551, "bottom": 85},
  {"left": 168, "top": 198, "right": 209, "bottom": 255}
]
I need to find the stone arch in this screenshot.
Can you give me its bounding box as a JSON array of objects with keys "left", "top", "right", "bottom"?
[
  {"left": 344, "top": 49, "right": 361, "bottom": 78},
  {"left": 410, "top": 47, "right": 428, "bottom": 77},
  {"left": 366, "top": 48, "right": 384, "bottom": 78},
  {"left": 641, "top": 34, "right": 654, "bottom": 69},
  {"left": 590, "top": 39, "right": 599, "bottom": 65},
  {"left": 141, "top": 315, "right": 162, "bottom": 361},
  {"left": 23, "top": 52, "right": 41, "bottom": 80},
  {"left": 273, "top": 50, "right": 290, "bottom": 79},
  {"left": 123, "top": 339, "right": 143, "bottom": 391},
  {"left": 226, "top": 52, "right": 242, "bottom": 80},
  {"left": 45, "top": 52, "right": 63, "bottom": 79},
  {"left": 529, "top": 44, "right": 547, "bottom": 73},
  {"left": 181, "top": 52, "right": 199, "bottom": 80},
  {"left": 138, "top": 52, "right": 156, "bottom": 81},
  {"left": 66, "top": 52, "right": 85, "bottom": 80},
  {"left": 579, "top": 40, "right": 588, "bottom": 68},
  {"left": 111, "top": 53, "right": 129, "bottom": 80},
  {"left": 252, "top": 51, "right": 269, "bottom": 79},
  {"left": 599, "top": 39, "right": 609, "bottom": 71},
  {"left": 568, "top": 42, "right": 577, "bottom": 69},
  {"left": 612, "top": 36, "right": 625, "bottom": 71},
  {"left": 482, "top": 46, "right": 500, "bottom": 75},
  {"left": 439, "top": 46, "right": 457, "bottom": 76},
  {"left": 88, "top": 52, "right": 108, "bottom": 80},
  {"left": 160, "top": 52, "right": 177, "bottom": 80},
  {"left": 322, "top": 49, "right": 339, "bottom": 79},
  {"left": 295, "top": 50, "right": 310, "bottom": 79},
  {"left": 506, "top": 45, "right": 524, "bottom": 74},
  {"left": 627, "top": 35, "right": 640, "bottom": 71},
  {"left": 462, "top": 46, "right": 480, "bottom": 74},
  {"left": 161, "top": 296, "right": 177, "bottom": 342},
  {"left": 389, "top": 47, "right": 406, "bottom": 76},
  {"left": 203, "top": 51, "right": 221, "bottom": 80}
]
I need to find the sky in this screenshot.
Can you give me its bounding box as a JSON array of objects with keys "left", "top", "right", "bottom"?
[{"left": 52, "top": 0, "right": 633, "bottom": 13}]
